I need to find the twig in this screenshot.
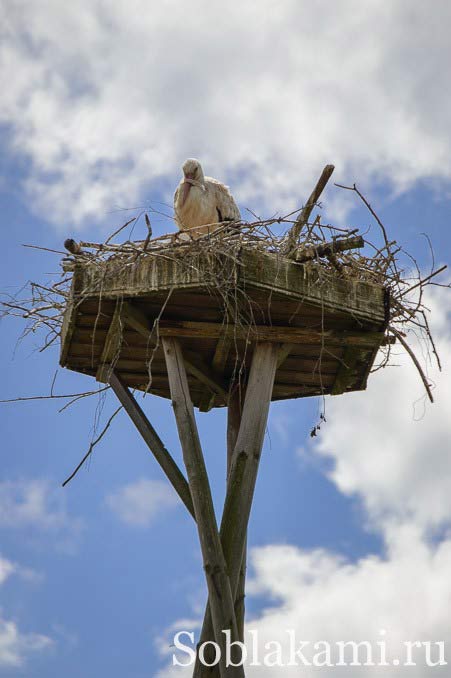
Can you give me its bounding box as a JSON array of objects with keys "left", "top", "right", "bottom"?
[
  {"left": 335, "top": 183, "right": 391, "bottom": 254},
  {"left": 399, "top": 265, "right": 447, "bottom": 297},
  {"left": 391, "top": 329, "right": 434, "bottom": 403},
  {"left": 62, "top": 406, "right": 123, "bottom": 487},
  {"left": 23, "top": 244, "right": 67, "bottom": 255},
  {"left": 104, "top": 218, "right": 136, "bottom": 246},
  {"left": 0, "top": 387, "right": 110, "bottom": 404}
]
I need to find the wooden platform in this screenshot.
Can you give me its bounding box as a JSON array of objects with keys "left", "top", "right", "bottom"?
[{"left": 60, "top": 248, "right": 389, "bottom": 410}]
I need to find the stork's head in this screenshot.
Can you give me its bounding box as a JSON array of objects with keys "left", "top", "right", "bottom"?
[
  {"left": 180, "top": 158, "right": 205, "bottom": 206},
  {"left": 182, "top": 158, "right": 204, "bottom": 182}
]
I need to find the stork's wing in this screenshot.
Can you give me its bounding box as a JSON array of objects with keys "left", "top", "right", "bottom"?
[
  {"left": 173, "top": 182, "right": 183, "bottom": 229},
  {"left": 206, "top": 177, "right": 241, "bottom": 222}
]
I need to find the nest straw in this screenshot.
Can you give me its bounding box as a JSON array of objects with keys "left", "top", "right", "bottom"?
[{"left": 1, "top": 180, "right": 448, "bottom": 417}]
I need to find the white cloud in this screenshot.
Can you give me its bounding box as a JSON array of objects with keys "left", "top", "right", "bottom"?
[
  {"left": 105, "top": 478, "right": 179, "bottom": 527},
  {"left": 0, "top": 479, "right": 64, "bottom": 529},
  {"left": 0, "top": 479, "right": 83, "bottom": 552},
  {"left": 0, "top": 542, "right": 50, "bottom": 669},
  {"left": 312, "top": 285, "right": 451, "bottom": 536},
  {"left": 0, "top": 617, "right": 52, "bottom": 668},
  {"left": 0, "top": 555, "right": 40, "bottom": 586},
  {"left": 1, "top": 1, "right": 451, "bottom": 228},
  {"left": 0, "top": 557, "right": 15, "bottom": 586},
  {"left": 156, "top": 288, "right": 451, "bottom": 676}
]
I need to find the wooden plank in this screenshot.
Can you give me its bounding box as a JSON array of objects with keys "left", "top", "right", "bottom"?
[
  {"left": 108, "top": 372, "right": 195, "bottom": 519},
  {"left": 162, "top": 338, "right": 243, "bottom": 678},
  {"left": 330, "top": 346, "right": 362, "bottom": 395},
  {"left": 70, "top": 247, "right": 385, "bottom": 325},
  {"left": 239, "top": 249, "right": 386, "bottom": 323},
  {"left": 275, "top": 370, "right": 335, "bottom": 387},
  {"left": 197, "top": 330, "right": 234, "bottom": 413},
  {"left": 59, "top": 267, "right": 84, "bottom": 367},
  {"left": 122, "top": 302, "right": 229, "bottom": 403},
  {"left": 184, "top": 350, "right": 229, "bottom": 401},
  {"left": 277, "top": 343, "right": 294, "bottom": 368},
  {"left": 156, "top": 319, "right": 385, "bottom": 347},
  {"left": 122, "top": 301, "right": 153, "bottom": 337},
  {"left": 96, "top": 303, "right": 124, "bottom": 383}
]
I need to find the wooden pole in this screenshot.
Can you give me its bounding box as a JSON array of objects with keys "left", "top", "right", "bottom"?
[
  {"left": 108, "top": 371, "right": 195, "bottom": 519},
  {"left": 220, "top": 342, "right": 278, "bottom": 592},
  {"left": 162, "top": 338, "right": 244, "bottom": 678},
  {"left": 282, "top": 164, "right": 335, "bottom": 256},
  {"left": 227, "top": 387, "right": 246, "bottom": 643},
  {"left": 193, "top": 343, "right": 279, "bottom": 677},
  {"left": 194, "top": 385, "right": 244, "bottom": 678}
]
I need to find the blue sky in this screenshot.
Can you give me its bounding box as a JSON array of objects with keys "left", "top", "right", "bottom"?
[{"left": 1, "top": 2, "right": 451, "bottom": 676}]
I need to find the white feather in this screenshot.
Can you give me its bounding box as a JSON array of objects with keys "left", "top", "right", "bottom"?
[{"left": 174, "top": 159, "right": 240, "bottom": 235}]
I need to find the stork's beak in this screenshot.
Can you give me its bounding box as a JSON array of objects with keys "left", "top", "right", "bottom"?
[{"left": 180, "top": 180, "right": 191, "bottom": 207}]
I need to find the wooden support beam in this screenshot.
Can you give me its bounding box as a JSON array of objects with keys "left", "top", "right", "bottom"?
[
  {"left": 194, "top": 386, "right": 245, "bottom": 677},
  {"left": 184, "top": 350, "right": 228, "bottom": 401},
  {"left": 108, "top": 372, "right": 195, "bottom": 519},
  {"left": 156, "top": 319, "right": 384, "bottom": 348},
  {"left": 162, "top": 338, "right": 244, "bottom": 678},
  {"left": 96, "top": 303, "right": 124, "bottom": 382},
  {"left": 122, "top": 302, "right": 229, "bottom": 405},
  {"left": 227, "top": 388, "right": 246, "bottom": 643},
  {"left": 221, "top": 342, "right": 278, "bottom": 594},
  {"left": 330, "top": 346, "right": 361, "bottom": 395},
  {"left": 122, "top": 301, "right": 153, "bottom": 337},
  {"left": 194, "top": 343, "right": 279, "bottom": 676},
  {"left": 198, "top": 333, "right": 233, "bottom": 413},
  {"left": 277, "top": 343, "right": 294, "bottom": 369}
]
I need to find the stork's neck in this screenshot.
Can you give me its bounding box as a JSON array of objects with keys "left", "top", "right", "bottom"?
[{"left": 184, "top": 177, "right": 205, "bottom": 190}]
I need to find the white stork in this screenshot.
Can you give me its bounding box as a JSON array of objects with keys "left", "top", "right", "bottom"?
[{"left": 174, "top": 158, "right": 240, "bottom": 235}]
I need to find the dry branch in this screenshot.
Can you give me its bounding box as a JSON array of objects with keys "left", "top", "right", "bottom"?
[
  {"left": 295, "top": 235, "right": 364, "bottom": 262},
  {"left": 282, "top": 164, "right": 335, "bottom": 256}
]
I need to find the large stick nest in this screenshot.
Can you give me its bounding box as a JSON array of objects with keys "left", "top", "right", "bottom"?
[{"left": 1, "top": 183, "right": 448, "bottom": 409}]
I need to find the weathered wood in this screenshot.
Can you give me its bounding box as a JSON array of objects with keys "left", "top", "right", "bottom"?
[
  {"left": 59, "top": 267, "right": 83, "bottom": 367},
  {"left": 227, "top": 388, "right": 246, "bottom": 643},
  {"left": 61, "top": 247, "right": 387, "bottom": 406},
  {"left": 184, "top": 350, "right": 228, "bottom": 401},
  {"left": 221, "top": 342, "right": 278, "bottom": 593},
  {"left": 65, "top": 247, "right": 385, "bottom": 323},
  {"left": 331, "top": 346, "right": 360, "bottom": 395},
  {"left": 282, "top": 164, "right": 335, "bottom": 256},
  {"left": 198, "top": 332, "right": 233, "bottom": 412},
  {"left": 157, "top": 319, "right": 385, "bottom": 347},
  {"left": 277, "top": 343, "right": 294, "bottom": 369},
  {"left": 295, "top": 235, "right": 364, "bottom": 262},
  {"left": 108, "top": 372, "right": 195, "bottom": 519},
  {"left": 96, "top": 303, "right": 124, "bottom": 382},
  {"left": 122, "top": 302, "right": 228, "bottom": 404},
  {"left": 162, "top": 338, "right": 243, "bottom": 678},
  {"left": 121, "top": 300, "right": 153, "bottom": 335},
  {"left": 194, "top": 343, "right": 279, "bottom": 675},
  {"left": 239, "top": 249, "right": 384, "bottom": 322},
  {"left": 194, "top": 387, "right": 245, "bottom": 678}
]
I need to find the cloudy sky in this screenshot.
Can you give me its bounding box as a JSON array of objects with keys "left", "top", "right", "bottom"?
[{"left": 1, "top": 1, "right": 451, "bottom": 676}]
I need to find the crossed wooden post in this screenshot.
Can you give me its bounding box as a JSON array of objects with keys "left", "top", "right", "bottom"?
[
  {"left": 107, "top": 336, "right": 278, "bottom": 677},
  {"left": 97, "top": 166, "right": 337, "bottom": 676}
]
